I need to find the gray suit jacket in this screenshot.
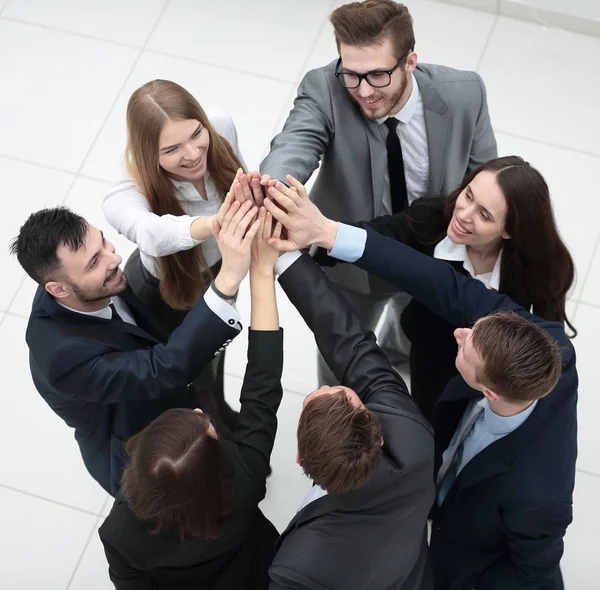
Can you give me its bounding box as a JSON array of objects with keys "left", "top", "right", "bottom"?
[{"left": 260, "top": 61, "right": 497, "bottom": 294}]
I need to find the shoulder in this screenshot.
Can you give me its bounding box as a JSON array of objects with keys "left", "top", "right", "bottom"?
[
  {"left": 298, "top": 60, "right": 339, "bottom": 94},
  {"left": 415, "top": 63, "right": 486, "bottom": 106},
  {"left": 416, "top": 63, "right": 483, "bottom": 85},
  {"left": 206, "top": 109, "right": 238, "bottom": 143}
]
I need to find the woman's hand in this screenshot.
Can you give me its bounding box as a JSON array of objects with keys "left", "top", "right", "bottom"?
[{"left": 251, "top": 207, "right": 282, "bottom": 275}]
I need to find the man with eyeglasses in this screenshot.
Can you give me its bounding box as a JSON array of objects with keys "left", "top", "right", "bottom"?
[{"left": 261, "top": 0, "right": 497, "bottom": 387}]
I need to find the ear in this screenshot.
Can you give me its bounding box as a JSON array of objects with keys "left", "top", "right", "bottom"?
[
  {"left": 296, "top": 450, "right": 301, "bottom": 466},
  {"left": 502, "top": 230, "right": 511, "bottom": 240},
  {"left": 482, "top": 388, "right": 500, "bottom": 403},
  {"left": 45, "top": 280, "right": 70, "bottom": 300},
  {"left": 406, "top": 51, "right": 418, "bottom": 72},
  {"left": 380, "top": 436, "right": 384, "bottom": 448}
]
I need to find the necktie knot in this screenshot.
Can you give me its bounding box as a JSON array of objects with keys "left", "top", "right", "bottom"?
[
  {"left": 384, "top": 117, "right": 399, "bottom": 132},
  {"left": 109, "top": 303, "right": 123, "bottom": 322}
]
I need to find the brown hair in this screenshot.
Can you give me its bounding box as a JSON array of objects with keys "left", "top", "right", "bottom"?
[
  {"left": 408, "top": 156, "right": 576, "bottom": 336},
  {"left": 330, "top": 0, "right": 415, "bottom": 59},
  {"left": 297, "top": 390, "right": 383, "bottom": 495},
  {"left": 121, "top": 408, "right": 232, "bottom": 540},
  {"left": 125, "top": 79, "right": 244, "bottom": 310},
  {"left": 471, "top": 311, "right": 562, "bottom": 402}
]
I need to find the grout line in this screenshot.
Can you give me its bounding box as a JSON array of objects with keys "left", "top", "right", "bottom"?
[
  {"left": 3, "top": 309, "right": 30, "bottom": 320},
  {"left": 576, "top": 300, "right": 600, "bottom": 311},
  {"left": 576, "top": 468, "right": 600, "bottom": 480},
  {"left": 475, "top": 11, "right": 500, "bottom": 73},
  {"left": 495, "top": 130, "right": 600, "bottom": 160},
  {"left": 0, "top": 482, "right": 106, "bottom": 517},
  {"left": 65, "top": 501, "right": 109, "bottom": 590},
  {"left": 0, "top": 15, "right": 142, "bottom": 50},
  {"left": 573, "top": 229, "right": 600, "bottom": 309},
  {"left": 0, "top": 152, "right": 76, "bottom": 176},
  {"left": 0, "top": 0, "right": 8, "bottom": 18}
]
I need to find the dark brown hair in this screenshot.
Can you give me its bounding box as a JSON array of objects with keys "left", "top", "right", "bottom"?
[
  {"left": 125, "top": 79, "right": 244, "bottom": 310},
  {"left": 121, "top": 408, "right": 232, "bottom": 540},
  {"left": 408, "top": 156, "right": 576, "bottom": 336},
  {"left": 330, "top": 0, "right": 415, "bottom": 59},
  {"left": 297, "top": 390, "right": 383, "bottom": 495},
  {"left": 472, "top": 311, "right": 562, "bottom": 402}
]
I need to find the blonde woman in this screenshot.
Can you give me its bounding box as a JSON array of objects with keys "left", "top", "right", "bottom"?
[{"left": 103, "top": 79, "right": 250, "bottom": 436}]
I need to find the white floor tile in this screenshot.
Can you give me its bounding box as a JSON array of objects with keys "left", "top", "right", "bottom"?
[
  {"left": 561, "top": 471, "right": 600, "bottom": 589},
  {"left": 480, "top": 16, "right": 600, "bottom": 155},
  {"left": 68, "top": 521, "right": 111, "bottom": 590},
  {"left": 495, "top": 134, "right": 600, "bottom": 300},
  {"left": 224, "top": 278, "right": 318, "bottom": 396},
  {"left": 571, "top": 303, "right": 600, "bottom": 476},
  {"left": 0, "top": 486, "right": 98, "bottom": 590},
  {"left": 81, "top": 51, "right": 294, "bottom": 182},
  {"left": 0, "top": 314, "right": 108, "bottom": 513},
  {"left": 147, "top": 0, "right": 331, "bottom": 82},
  {"left": 580, "top": 236, "right": 600, "bottom": 306},
  {"left": 0, "top": 20, "right": 137, "bottom": 172},
  {"left": 0, "top": 157, "right": 74, "bottom": 311},
  {"left": 3, "top": 0, "right": 168, "bottom": 46}
]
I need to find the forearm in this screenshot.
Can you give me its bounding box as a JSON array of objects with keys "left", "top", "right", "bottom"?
[
  {"left": 190, "top": 214, "right": 216, "bottom": 241},
  {"left": 250, "top": 270, "right": 279, "bottom": 330}
]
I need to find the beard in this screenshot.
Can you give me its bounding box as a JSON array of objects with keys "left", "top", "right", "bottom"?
[
  {"left": 69, "top": 270, "right": 127, "bottom": 303},
  {"left": 350, "top": 70, "right": 410, "bottom": 120}
]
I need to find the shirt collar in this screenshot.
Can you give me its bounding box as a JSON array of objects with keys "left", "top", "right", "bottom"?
[
  {"left": 377, "top": 73, "right": 420, "bottom": 126},
  {"left": 481, "top": 397, "right": 538, "bottom": 436},
  {"left": 433, "top": 237, "right": 502, "bottom": 291},
  {"left": 56, "top": 298, "right": 113, "bottom": 320}
]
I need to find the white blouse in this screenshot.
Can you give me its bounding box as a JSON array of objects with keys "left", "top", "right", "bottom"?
[
  {"left": 434, "top": 237, "right": 502, "bottom": 290},
  {"left": 102, "top": 110, "right": 247, "bottom": 279}
]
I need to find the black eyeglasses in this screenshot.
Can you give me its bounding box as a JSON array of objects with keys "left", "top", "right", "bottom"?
[{"left": 334, "top": 54, "right": 409, "bottom": 89}]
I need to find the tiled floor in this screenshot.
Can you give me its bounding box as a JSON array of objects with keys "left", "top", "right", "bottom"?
[{"left": 0, "top": 0, "right": 598, "bottom": 587}]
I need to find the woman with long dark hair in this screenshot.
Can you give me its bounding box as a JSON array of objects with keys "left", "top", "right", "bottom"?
[
  {"left": 103, "top": 79, "right": 259, "bottom": 436},
  {"left": 263, "top": 155, "right": 576, "bottom": 423}
]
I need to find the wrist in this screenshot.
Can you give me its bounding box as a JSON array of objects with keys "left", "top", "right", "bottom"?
[
  {"left": 214, "top": 271, "right": 240, "bottom": 297},
  {"left": 317, "top": 219, "right": 339, "bottom": 251},
  {"left": 250, "top": 266, "right": 275, "bottom": 280}
]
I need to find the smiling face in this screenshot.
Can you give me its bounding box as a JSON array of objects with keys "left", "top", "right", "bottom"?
[
  {"left": 447, "top": 170, "right": 510, "bottom": 247},
  {"left": 47, "top": 224, "right": 126, "bottom": 309},
  {"left": 158, "top": 118, "right": 210, "bottom": 181},
  {"left": 339, "top": 38, "right": 416, "bottom": 120}
]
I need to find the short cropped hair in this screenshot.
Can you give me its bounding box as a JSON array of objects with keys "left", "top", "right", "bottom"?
[
  {"left": 297, "top": 390, "right": 383, "bottom": 495},
  {"left": 9, "top": 207, "right": 87, "bottom": 285},
  {"left": 121, "top": 409, "right": 233, "bottom": 540},
  {"left": 472, "top": 311, "right": 563, "bottom": 402},
  {"left": 330, "top": 0, "right": 415, "bottom": 60}
]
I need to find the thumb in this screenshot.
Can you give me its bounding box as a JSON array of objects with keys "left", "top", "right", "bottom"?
[
  {"left": 212, "top": 218, "right": 221, "bottom": 239},
  {"left": 267, "top": 237, "right": 296, "bottom": 253}
]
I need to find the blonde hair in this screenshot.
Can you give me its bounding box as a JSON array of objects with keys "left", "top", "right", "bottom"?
[{"left": 125, "top": 79, "right": 244, "bottom": 310}]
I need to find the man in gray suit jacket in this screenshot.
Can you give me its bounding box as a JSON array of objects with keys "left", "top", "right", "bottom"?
[{"left": 260, "top": 0, "right": 497, "bottom": 383}]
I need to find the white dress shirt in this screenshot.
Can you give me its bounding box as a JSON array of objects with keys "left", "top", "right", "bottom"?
[
  {"left": 102, "top": 110, "right": 247, "bottom": 279},
  {"left": 378, "top": 74, "right": 430, "bottom": 212}
]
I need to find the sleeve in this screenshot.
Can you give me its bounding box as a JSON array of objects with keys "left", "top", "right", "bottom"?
[
  {"left": 45, "top": 297, "right": 240, "bottom": 403},
  {"left": 204, "top": 287, "right": 242, "bottom": 330},
  {"left": 102, "top": 178, "right": 203, "bottom": 257},
  {"left": 277, "top": 253, "right": 409, "bottom": 406},
  {"left": 102, "top": 541, "right": 152, "bottom": 590},
  {"left": 260, "top": 69, "right": 333, "bottom": 183},
  {"left": 475, "top": 503, "right": 571, "bottom": 589},
  {"left": 328, "top": 223, "right": 366, "bottom": 262},
  {"left": 466, "top": 74, "right": 498, "bottom": 174},
  {"left": 355, "top": 225, "right": 521, "bottom": 328},
  {"left": 233, "top": 329, "right": 284, "bottom": 483}
]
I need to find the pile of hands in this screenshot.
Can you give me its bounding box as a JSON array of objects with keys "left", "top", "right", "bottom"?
[{"left": 211, "top": 169, "right": 338, "bottom": 290}]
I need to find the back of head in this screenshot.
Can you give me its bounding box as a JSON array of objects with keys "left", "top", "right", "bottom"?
[
  {"left": 472, "top": 311, "right": 563, "bottom": 403},
  {"left": 9, "top": 207, "right": 87, "bottom": 286},
  {"left": 297, "top": 391, "right": 383, "bottom": 495},
  {"left": 125, "top": 79, "right": 243, "bottom": 310},
  {"left": 330, "top": 0, "right": 415, "bottom": 59},
  {"left": 121, "top": 408, "right": 232, "bottom": 540}
]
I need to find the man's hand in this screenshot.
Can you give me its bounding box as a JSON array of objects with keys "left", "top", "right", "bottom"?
[
  {"left": 263, "top": 175, "right": 338, "bottom": 251},
  {"left": 251, "top": 208, "right": 282, "bottom": 275},
  {"left": 233, "top": 171, "right": 265, "bottom": 206},
  {"left": 212, "top": 199, "right": 260, "bottom": 296}
]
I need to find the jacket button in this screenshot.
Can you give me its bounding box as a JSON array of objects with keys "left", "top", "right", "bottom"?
[
  {"left": 186, "top": 383, "right": 194, "bottom": 391},
  {"left": 228, "top": 319, "right": 235, "bottom": 325}
]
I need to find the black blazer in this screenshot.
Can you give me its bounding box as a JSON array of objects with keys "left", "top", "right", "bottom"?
[
  {"left": 98, "top": 329, "right": 283, "bottom": 590},
  {"left": 27, "top": 285, "right": 239, "bottom": 495},
  {"left": 351, "top": 227, "right": 577, "bottom": 590},
  {"left": 270, "top": 255, "right": 435, "bottom": 590}
]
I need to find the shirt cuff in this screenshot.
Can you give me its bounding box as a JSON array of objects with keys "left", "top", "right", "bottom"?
[
  {"left": 328, "top": 223, "right": 367, "bottom": 262},
  {"left": 204, "top": 288, "right": 242, "bottom": 331},
  {"left": 274, "top": 251, "right": 302, "bottom": 276}
]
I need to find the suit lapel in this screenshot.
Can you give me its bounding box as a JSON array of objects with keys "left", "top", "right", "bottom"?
[
  {"left": 119, "top": 285, "right": 169, "bottom": 341},
  {"left": 414, "top": 68, "right": 451, "bottom": 198}
]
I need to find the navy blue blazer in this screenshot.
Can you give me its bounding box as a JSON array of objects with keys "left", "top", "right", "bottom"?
[
  {"left": 351, "top": 226, "right": 577, "bottom": 590},
  {"left": 26, "top": 285, "right": 239, "bottom": 495}
]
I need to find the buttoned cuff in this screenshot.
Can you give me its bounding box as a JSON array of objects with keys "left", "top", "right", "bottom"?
[
  {"left": 329, "top": 223, "right": 367, "bottom": 262},
  {"left": 274, "top": 251, "right": 302, "bottom": 276},
  {"left": 204, "top": 288, "right": 242, "bottom": 331}
]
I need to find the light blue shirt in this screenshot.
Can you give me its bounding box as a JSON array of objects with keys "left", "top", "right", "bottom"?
[
  {"left": 328, "top": 223, "right": 367, "bottom": 262},
  {"left": 438, "top": 397, "right": 538, "bottom": 504}
]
